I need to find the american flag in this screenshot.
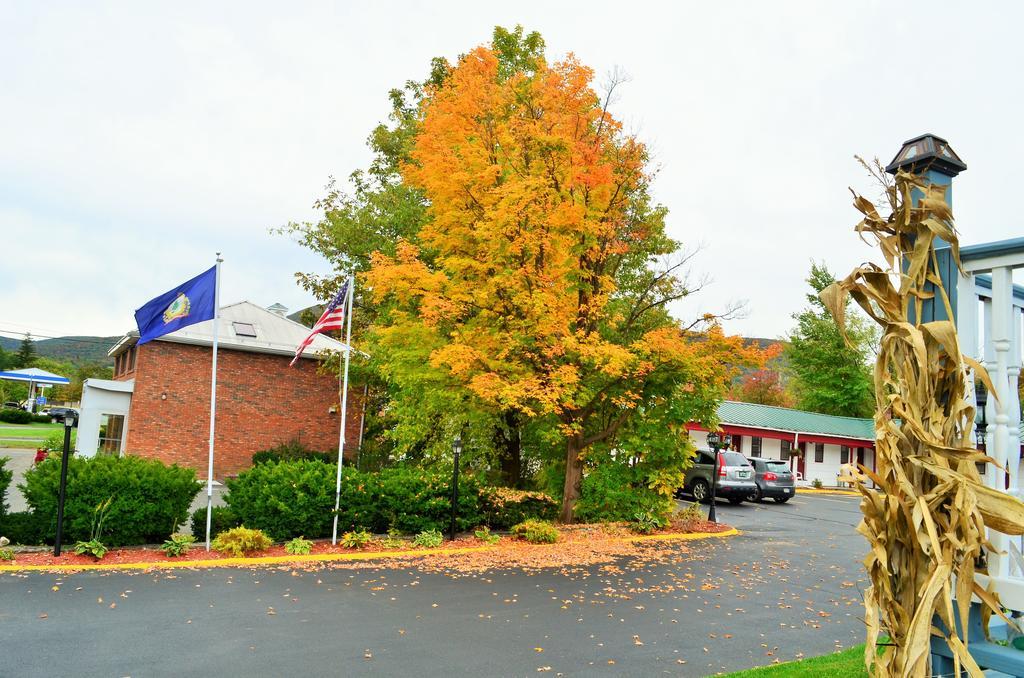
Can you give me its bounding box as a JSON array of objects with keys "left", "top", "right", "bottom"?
[{"left": 290, "top": 281, "right": 350, "bottom": 366}]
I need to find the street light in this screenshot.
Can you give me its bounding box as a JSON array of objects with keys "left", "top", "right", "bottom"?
[
  {"left": 53, "top": 411, "right": 75, "bottom": 557},
  {"left": 449, "top": 435, "right": 463, "bottom": 542},
  {"left": 705, "top": 431, "right": 732, "bottom": 524}
]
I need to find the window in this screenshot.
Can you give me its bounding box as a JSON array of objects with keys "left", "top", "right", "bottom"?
[
  {"left": 814, "top": 443, "right": 824, "bottom": 463},
  {"left": 232, "top": 322, "right": 257, "bottom": 337},
  {"left": 840, "top": 445, "right": 850, "bottom": 464},
  {"left": 98, "top": 414, "right": 125, "bottom": 455},
  {"left": 780, "top": 439, "right": 791, "bottom": 461},
  {"left": 127, "top": 346, "right": 136, "bottom": 372},
  {"left": 750, "top": 436, "right": 762, "bottom": 457}
]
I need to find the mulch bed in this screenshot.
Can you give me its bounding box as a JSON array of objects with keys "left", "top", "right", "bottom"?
[{"left": 2, "top": 519, "right": 733, "bottom": 573}]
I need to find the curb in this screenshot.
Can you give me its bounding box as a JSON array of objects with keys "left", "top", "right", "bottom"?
[
  {"left": 796, "top": 487, "right": 859, "bottom": 497},
  {"left": 0, "top": 528, "right": 739, "bottom": 574}
]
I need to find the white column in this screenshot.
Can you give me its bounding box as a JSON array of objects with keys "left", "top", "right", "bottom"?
[
  {"left": 990, "top": 268, "right": 1014, "bottom": 579},
  {"left": 984, "top": 297, "right": 998, "bottom": 489},
  {"left": 1009, "top": 303, "right": 1022, "bottom": 493},
  {"left": 958, "top": 273, "right": 980, "bottom": 451}
]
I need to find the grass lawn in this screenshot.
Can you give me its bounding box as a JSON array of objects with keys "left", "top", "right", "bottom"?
[
  {"left": 722, "top": 645, "right": 867, "bottom": 677},
  {"left": 0, "top": 422, "right": 66, "bottom": 448}
]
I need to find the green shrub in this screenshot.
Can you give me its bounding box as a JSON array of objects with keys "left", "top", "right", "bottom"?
[
  {"left": 511, "top": 519, "right": 559, "bottom": 544},
  {"left": 479, "top": 487, "right": 558, "bottom": 529},
  {"left": 675, "top": 501, "right": 704, "bottom": 523},
  {"left": 0, "top": 511, "right": 45, "bottom": 545},
  {"left": 474, "top": 526, "right": 500, "bottom": 544},
  {"left": 19, "top": 455, "right": 200, "bottom": 547},
  {"left": 42, "top": 431, "right": 68, "bottom": 452},
  {"left": 285, "top": 536, "right": 314, "bottom": 555},
  {"left": 0, "top": 536, "right": 12, "bottom": 560},
  {"left": 211, "top": 526, "right": 271, "bottom": 557},
  {"left": 413, "top": 529, "right": 443, "bottom": 548},
  {"left": 191, "top": 506, "right": 241, "bottom": 541},
  {"left": 0, "top": 457, "right": 12, "bottom": 517},
  {"left": 812, "top": 478, "right": 823, "bottom": 489},
  {"left": 161, "top": 533, "right": 196, "bottom": 557},
  {"left": 340, "top": 530, "right": 372, "bottom": 549},
  {"left": 574, "top": 463, "right": 672, "bottom": 524},
  {"left": 223, "top": 462, "right": 484, "bottom": 540},
  {"left": 72, "top": 497, "right": 113, "bottom": 560},
  {"left": 381, "top": 528, "right": 404, "bottom": 549},
  {"left": 225, "top": 460, "right": 336, "bottom": 541},
  {"left": 630, "top": 511, "right": 667, "bottom": 534},
  {"left": 251, "top": 439, "right": 333, "bottom": 466},
  {"left": 0, "top": 409, "right": 32, "bottom": 424},
  {"left": 31, "top": 414, "right": 51, "bottom": 424}
]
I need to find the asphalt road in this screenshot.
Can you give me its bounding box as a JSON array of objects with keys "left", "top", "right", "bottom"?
[{"left": 0, "top": 494, "right": 867, "bottom": 678}]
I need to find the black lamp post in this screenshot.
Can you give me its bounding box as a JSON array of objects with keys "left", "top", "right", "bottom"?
[
  {"left": 449, "top": 435, "right": 462, "bottom": 542},
  {"left": 705, "top": 431, "right": 732, "bottom": 524},
  {"left": 53, "top": 411, "right": 75, "bottom": 557},
  {"left": 975, "top": 382, "right": 988, "bottom": 449}
]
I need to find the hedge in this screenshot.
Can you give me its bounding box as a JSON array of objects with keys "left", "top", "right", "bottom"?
[
  {"left": 0, "top": 410, "right": 32, "bottom": 424},
  {"left": 190, "top": 506, "right": 242, "bottom": 540},
  {"left": 574, "top": 463, "right": 672, "bottom": 524},
  {"left": 223, "top": 461, "right": 557, "bottom": 541},
  {"left": 0, "top": 511, "right": 46, "bottom": 545},
  {"left": 0, "top": 457, "right": 12, "bottom": 517},
  {"left": 251, "top": 439, "right": 333, "bottom": 466},
  {"left": 20, "top": 455, "right": 201, "bottom": 546}
]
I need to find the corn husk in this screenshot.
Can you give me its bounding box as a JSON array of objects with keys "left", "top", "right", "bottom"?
[{"left": 826, "top": 170, "right": 1024, "bottom": 676}]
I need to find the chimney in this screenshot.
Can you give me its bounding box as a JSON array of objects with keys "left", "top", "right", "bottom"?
[{"left": 267, "top": 303, "right": 288, "bottom": 317}]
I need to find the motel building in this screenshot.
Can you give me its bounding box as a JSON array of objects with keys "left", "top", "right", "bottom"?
[
  {"left": 689, "top": 401, "right": 876, "bottom": 486},
  {"left": 76, "top": 301, "right": 363, "bottom": 479}
]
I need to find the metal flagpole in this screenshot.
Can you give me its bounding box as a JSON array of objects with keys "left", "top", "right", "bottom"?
[
  {"left": 205, "top": 253, "right": 223, "bottom": 551},
  {"left": 331, "top": 274, "right": 355, "bottom": 545}
]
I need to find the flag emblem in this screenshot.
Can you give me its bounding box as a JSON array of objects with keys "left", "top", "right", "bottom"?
[{"left": 163, "top": 293, "right": 191, "bottom": 324}]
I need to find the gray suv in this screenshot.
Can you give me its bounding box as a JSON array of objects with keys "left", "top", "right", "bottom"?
[{"left": 681, "top": 450, "right": 756, "bottom": 505}]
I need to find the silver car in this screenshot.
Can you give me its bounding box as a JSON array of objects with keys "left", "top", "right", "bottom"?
[
  {"left": 681, "top": 450, "right": 757, "bottom": 505},
  {"left": 747, "top": 457, "right": 795, "bottom": 503}
]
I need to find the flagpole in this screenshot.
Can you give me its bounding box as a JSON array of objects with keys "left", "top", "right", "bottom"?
[
  {"left": 331, "top": 274, "right": 355, "bottom": 545},
  {"left": 205, "top": 253, "right": 223, "bottom": 551}
]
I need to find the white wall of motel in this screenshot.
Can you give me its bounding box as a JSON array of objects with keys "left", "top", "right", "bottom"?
[{"left": 689, "top": 420, "right": 875, "bottom": 487}]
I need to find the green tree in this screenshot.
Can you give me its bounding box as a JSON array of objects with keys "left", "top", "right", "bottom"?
[
  {"left": 784, "top": 262, "right": 874, "bottom": 417},
  {"left": 15, "top": 333, "right": 35, "bottom": 368}
]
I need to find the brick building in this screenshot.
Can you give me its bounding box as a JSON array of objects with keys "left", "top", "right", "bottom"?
[{"left": 77, "top": 301, "right": 363, "bottom": 479}]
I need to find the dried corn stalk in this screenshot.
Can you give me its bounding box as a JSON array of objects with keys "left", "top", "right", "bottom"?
[{"left": 824, "top": 169, "right": 1024, "bottom": 677}]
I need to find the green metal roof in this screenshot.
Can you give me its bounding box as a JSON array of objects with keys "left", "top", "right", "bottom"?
[{"left": 717, "top": 401, "right": 874, "bottom": 441}]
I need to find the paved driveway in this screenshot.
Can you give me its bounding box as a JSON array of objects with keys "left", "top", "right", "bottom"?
[{"left": 0, "top": 494, "right": 867, "bottom": 677}]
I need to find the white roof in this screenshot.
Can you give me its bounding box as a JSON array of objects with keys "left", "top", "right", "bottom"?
[
  {"left": 83, "top": 378, "right": 135, "bottom": 394},
  {"left": 110, "top": 301, "right": 347, "bottom": 360}
]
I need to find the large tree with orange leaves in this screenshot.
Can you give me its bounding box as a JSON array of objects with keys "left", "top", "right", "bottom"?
[{"left": 367, "top": 33, "right": 757, "bottom": 521}]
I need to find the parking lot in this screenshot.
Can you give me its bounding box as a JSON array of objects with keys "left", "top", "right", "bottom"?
[{"left": 0, "top": 492, "right": 868, "bottom": 677}]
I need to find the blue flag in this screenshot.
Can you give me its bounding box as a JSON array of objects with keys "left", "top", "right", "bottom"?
[{"left": 135, "top": 266, "right": 217, "bottom": 345}]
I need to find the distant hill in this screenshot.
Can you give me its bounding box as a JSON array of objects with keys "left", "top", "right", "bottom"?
[{"left": 0, "top": 335, "right": 118, "bottom": 365}]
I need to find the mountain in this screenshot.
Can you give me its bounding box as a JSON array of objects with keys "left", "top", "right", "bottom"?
[{"left": 0, "top": 335, "right": 118, "bottom": 365}]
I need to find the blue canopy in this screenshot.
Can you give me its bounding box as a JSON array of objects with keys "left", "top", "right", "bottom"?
[{"left": 0, "top": 368, "right": 70, "bottom": 385}]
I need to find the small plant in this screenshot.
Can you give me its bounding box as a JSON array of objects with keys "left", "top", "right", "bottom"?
[
  {"left": 413, "top": 529, "right": 444, "bottom": 548},
  {"left": 211, "top": 526, "right": 272, "bottom": 557},
  {"left": 474, "top": 526, "right": 500, "bottom": 544},
  {"left": 74, "top": 539, "right": 108, "bottom": 559},
  {"left": 382, "top": 528, "right": 404, "bottom": 549},
  {"left": 161, "top": 533, "right": 196, "bottom": 557},
  {"left": 73, "top": 496, "right": 113, "bottom": 560},
  {"left": 340, "top": 530, "right": 372, "bottom": 549},
  {"left": 285, "top": 536, "right": 314, "bottom": 555},
  {"left": 675, "top": 501, "right": 704, "bottom": 523},
  {"left": 630, "top": 511, "right": 667, "bottom": 534},
  {"left": 511, "top": 519, "right": 559, "bottom": 544},
  {"left": 812, "top": 478, "right": 823, "bottom": 489},
  {"left": 0, "top": 536, "right": 13, "bottom": 561}
]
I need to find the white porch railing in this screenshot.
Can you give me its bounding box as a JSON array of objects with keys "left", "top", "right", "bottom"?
[{"left": 956, "top": 238, "right": 1024, "bottom": 608}]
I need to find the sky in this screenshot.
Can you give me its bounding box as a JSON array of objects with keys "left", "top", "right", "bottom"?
[{"left": 2, "top": 1, "right": 1023, "bottom": 345}]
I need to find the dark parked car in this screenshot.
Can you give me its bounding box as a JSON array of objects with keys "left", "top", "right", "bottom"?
[
  {"left": 47, "top": 407, "right": 79, "bottom": 426},
  {"left": 3, "top": 401, "right": 25, "bottom": 410},
  {"left": 747, "top": 457, "right": 795, "bottom": 503},
  {"left": 680, "top": 450, "right": 756, "bottom": 505}
]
